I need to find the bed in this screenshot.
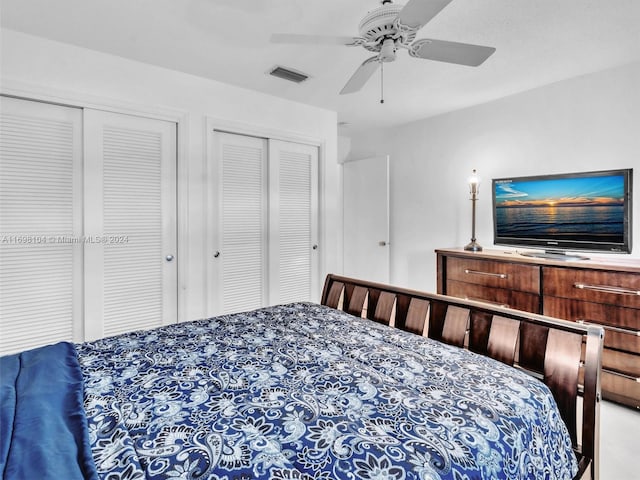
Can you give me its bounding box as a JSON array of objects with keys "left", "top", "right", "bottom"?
[{"left": 1, "top": 274, "right": 603, "bottom": 480}]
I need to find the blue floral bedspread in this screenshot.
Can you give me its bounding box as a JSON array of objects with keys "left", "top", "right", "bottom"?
[{"left": 76, "top": 303, "right": 578, "bottom": 480}]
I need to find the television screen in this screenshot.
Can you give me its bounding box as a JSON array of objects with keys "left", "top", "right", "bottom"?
[{"left": 492, "top": 169, "right": 632, "bottom": 256}]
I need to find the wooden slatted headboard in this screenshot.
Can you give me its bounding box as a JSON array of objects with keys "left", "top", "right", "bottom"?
[{"left": 321, "top": 274, "right": 603, "bottom": 480}]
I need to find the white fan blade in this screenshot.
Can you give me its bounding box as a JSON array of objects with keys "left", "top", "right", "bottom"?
[
  {"left": 410, "top": 38, "right": 496, "bottom": 66},
  {"left": 271, "top": 33, "right": 361, "bottom": 46},
  {"left": 340, "top": 56, "right": 380, "bottom": 95},
  {"left": 397, "top": 0, "right": 454, "bottom": 29}
]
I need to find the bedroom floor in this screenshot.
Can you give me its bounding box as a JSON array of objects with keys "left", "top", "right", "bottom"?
[{"left": 600, "top": 400, "right": 639, "bottom": 479}]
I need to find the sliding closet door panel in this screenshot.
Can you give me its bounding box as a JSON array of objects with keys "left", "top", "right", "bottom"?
[
  {"left": 0, "top": 96, "right": 82, "bottom": 354},
  {"left": 84, "top": 110, "right": 177, "bottom": 340},
  {"left": 212, "top": 132, "right": 267, "bottom": 314},
  {"left": 268, "top": 140, "right": 319, "bottom": 305}
]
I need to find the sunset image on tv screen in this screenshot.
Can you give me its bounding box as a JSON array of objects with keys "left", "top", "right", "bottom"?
[{"left": 494, "top": 174, "right": 625, "bottom": 243}]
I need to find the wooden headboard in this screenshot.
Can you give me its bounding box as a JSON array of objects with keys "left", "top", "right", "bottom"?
[{"left": 321, "top": 274, "right": 604, "bottom": 480}]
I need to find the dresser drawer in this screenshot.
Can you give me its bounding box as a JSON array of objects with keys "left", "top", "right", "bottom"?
[
  {"left": 601, "top": 371, "right": 640, "bottom": 409},
  {"left": 602, "top": 348, "right": 640, "bottom": 378},
  {"left": 544, "top": 297, "right": 640, "bottom": 353},
  {"left": 447, "top": 280, "right": 540, "bottom": 313},
  {"left": 446, "top": 257, "right": 540, "bottom": 294},
  {"left": 543, "top": 267, "right": 640, "bottom": 308}
]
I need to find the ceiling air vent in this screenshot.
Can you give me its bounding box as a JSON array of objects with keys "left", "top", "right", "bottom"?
[{"left": 268, "top": 66, "right": 310, "bottom": 84}]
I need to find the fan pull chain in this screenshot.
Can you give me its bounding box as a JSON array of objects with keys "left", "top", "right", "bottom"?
[{"left": 380, "top": 61, "right": 384, "bottom": 104}]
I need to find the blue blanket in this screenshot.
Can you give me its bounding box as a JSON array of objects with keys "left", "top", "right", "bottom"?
[{"left": 0, "top": 342, "right": 97, "bottom": 480}]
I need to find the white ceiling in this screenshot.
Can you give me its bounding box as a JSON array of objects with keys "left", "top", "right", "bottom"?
[{"left": 2, "top": 0, "right": 640, "bottom": 134}]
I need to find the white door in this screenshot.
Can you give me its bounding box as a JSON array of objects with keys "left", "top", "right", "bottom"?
[
  {"left": 268, "top": 139, "right": 319, "bottom": 305},
  {"left": 209, "top": 132, "right": 319, "bottom": 316},
  {"left": 83, "top": 109, "right": 177, "bottom": 339},
  {"left": 0, "top": 96, "right": 83, "bottom": 354},
  {"left": 343, "top": 155, "right": 390, "bottom": 283},
  {"left": 210, "top": 132, "right": 268, "bottom": 314}
]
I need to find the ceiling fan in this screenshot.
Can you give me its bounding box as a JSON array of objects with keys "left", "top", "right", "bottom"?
[{"left": 271, "top": 0, "right": 495, "bottom": 95}]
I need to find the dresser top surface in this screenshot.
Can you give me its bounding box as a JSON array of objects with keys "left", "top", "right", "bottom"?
[{"left": 436, "top": 248, "right": 640, "bottom": 274}]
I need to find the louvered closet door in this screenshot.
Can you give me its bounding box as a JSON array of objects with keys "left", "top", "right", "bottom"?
[
  {"left": 0, "top": 96, "right": 83, "bottom": 354},
  {"left": 209, "top": 132, "right": 319, "bottom": 315},
  {"left": 83, "top": 110, "right": 177, "bottom": 340},
  {"left": 268, "top": 139, "right": 319, "bottom": 304},
  {"left": 212, "top": 132, "right": 268, "bottom": 314}
]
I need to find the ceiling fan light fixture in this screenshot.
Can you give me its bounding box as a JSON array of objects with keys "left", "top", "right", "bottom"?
[
  {"left": 379, "top": 38, "right": 396, "bottom": 62},
  {"left": 268, "top": 65, "right": 310, "bottom": 84},
  {"left": 358, "top": 1, "right": 411, "bottom": 47}
]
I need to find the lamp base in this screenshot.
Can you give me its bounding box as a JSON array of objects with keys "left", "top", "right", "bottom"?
[{"left": 464, "top": 240, "right": 483, "bottom": 252}]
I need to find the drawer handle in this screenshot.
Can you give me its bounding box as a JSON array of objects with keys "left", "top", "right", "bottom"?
[
  {"left": 464, "top": 269, "right": 508, "bottom": 279},
  {"left": 577, "top": 319, "right": 640, "bottom": 337},
  {"left": 602, "top": 368, "right": 640, "bottom": 382},
  {"left": 464, "top": 296, "right": 510, "bottom": 309},
  {"left": 573, "top": 283, "right": 640, "bottom": 296}
]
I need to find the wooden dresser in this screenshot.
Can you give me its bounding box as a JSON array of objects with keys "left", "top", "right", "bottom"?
[{"left": 436, "top": 247, "right": 640, "bottom": 409}]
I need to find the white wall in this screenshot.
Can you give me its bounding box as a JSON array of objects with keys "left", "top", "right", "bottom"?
[
  {"left": 0, "top": 29, "right": 340, "bottom": 321},
  {"left": 349, "top": 61, "right": 640, "bottom": 292}
]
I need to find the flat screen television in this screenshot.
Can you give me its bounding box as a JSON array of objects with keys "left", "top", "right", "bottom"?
[{"left": 492, "top": 168, "right": 633, "bottom": 260}]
